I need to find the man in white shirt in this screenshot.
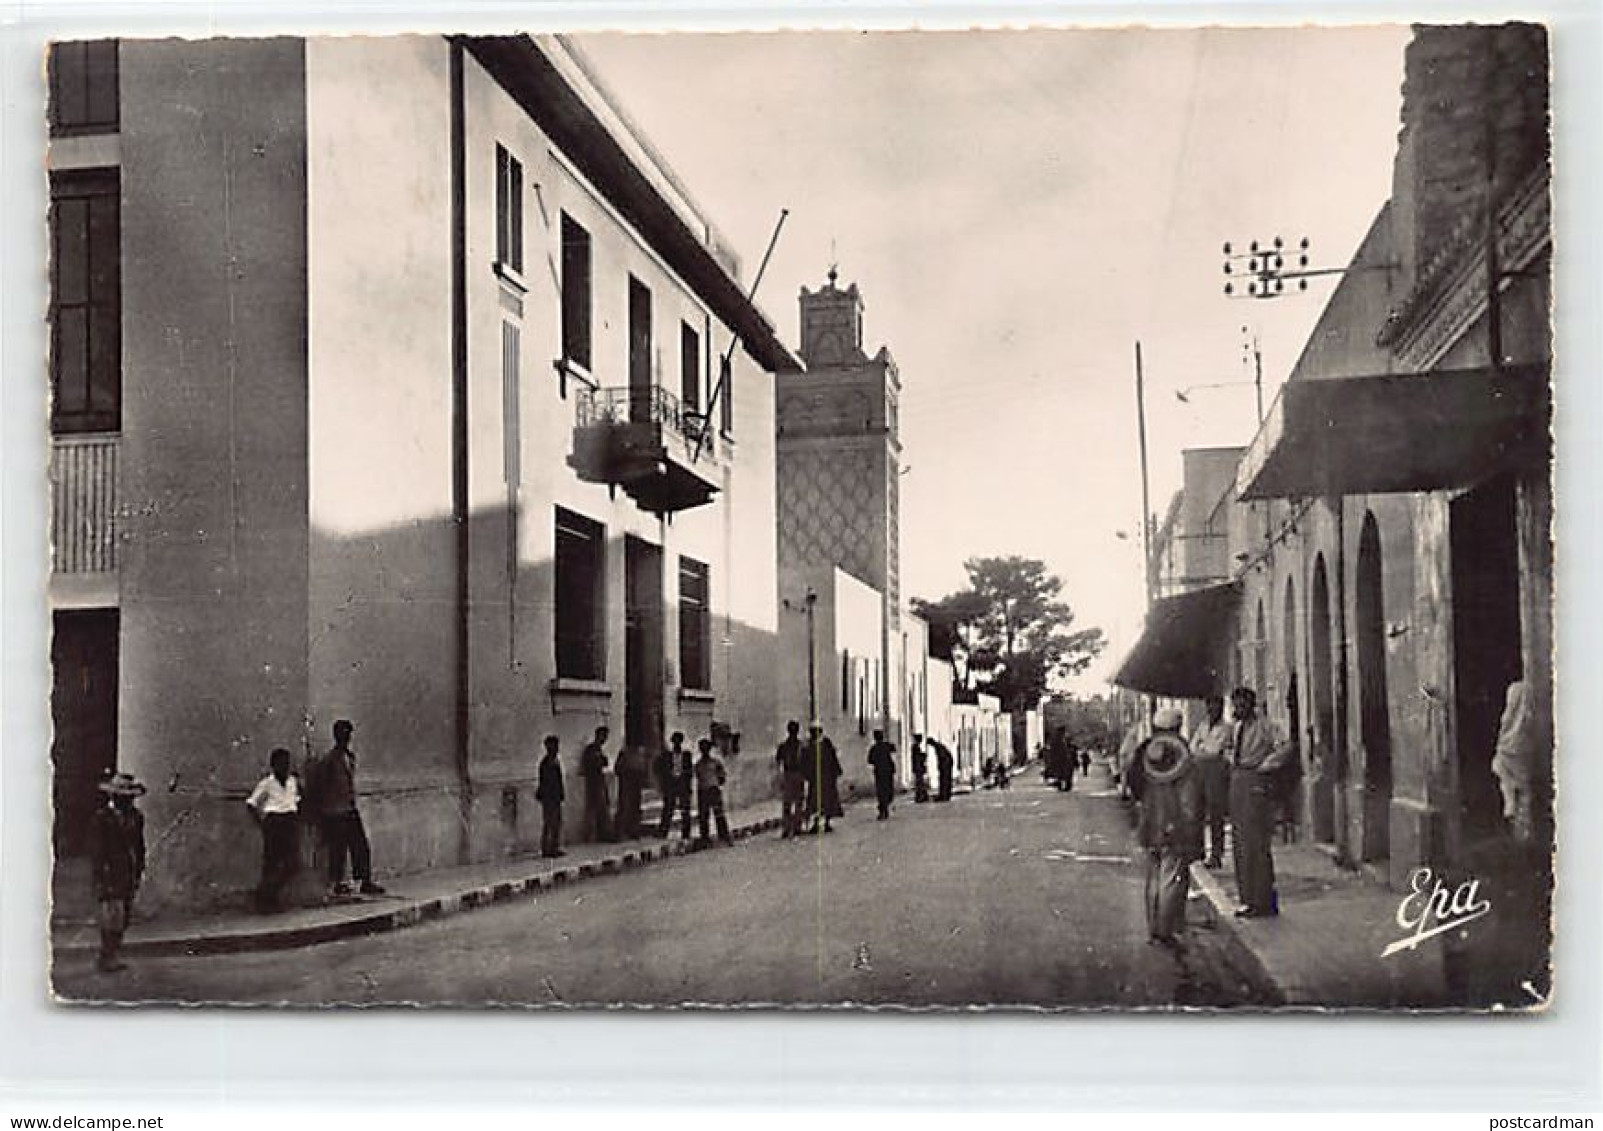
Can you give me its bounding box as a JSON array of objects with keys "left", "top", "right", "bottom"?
[
  {"left": 1189, "top": 695, "right": 1235, "bottom": 868},
  {"left": 245, "top": 747, "right": 302, "bottom": 912}
]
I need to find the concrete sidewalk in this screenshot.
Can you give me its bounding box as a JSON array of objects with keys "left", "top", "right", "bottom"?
[
  {"left": 1187, "top": 837, "right": 1547, "bottom": 1010},
  {"left": 53, "top": 799, "right": 788, "bottom": 959}
]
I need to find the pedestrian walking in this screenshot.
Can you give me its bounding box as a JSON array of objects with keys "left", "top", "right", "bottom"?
[
  {"left": 1189, "top": 695, "right": 1235, "bottom": 869},
  {"left": 867, "top": 729, "right": 897, "bottom": 820},
  {"left": 245, "top": 747, "right": 302, "bottom": 913},
  {"left": 1125, "top": 707, "right": 1202, "bottom": 948},
  {"left": 88, "top": 771, "right": 146, "bottom": 972},
  {"left": 306, "top": 719, "right": 385, "bottom": 896},
  {"left": 654, "top": 732, "right": 693, "bottom": 840},
  {"left": 807, "top": 724, "right": 844, "bottom": 833},
  {"left": 614, "top": 742, "right": 647, "bottom": 840},
  {"left": 911, "top": 734, "right": 930, "bottom": 803},
  {"left": 694, "top": 737, "right": 733, "bottom": 845},
  {"left": 1079, "top": 749, "right": 1091, "bottom": 777},
  {"left": 535, "top": 735, "right": 565, "bottom": 858},
  {"left": 579, "top": 726, "right": 615, "bottom": 843},
  {"left": 1228, "top": 687, "right": 1297, "bottom": 918},
  {"left": 1064, "top": 738, "right": 1079, "bottom": 791},
  {"left": 933, "top": 739, "right": 954, "bottom": 802},
  {"left": 775, "top": 720, "right": 807, "bottom": 838}
]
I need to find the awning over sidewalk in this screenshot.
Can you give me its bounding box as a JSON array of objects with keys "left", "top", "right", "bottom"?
[
  {"left": 1112, "top": 582, "right": 1240, "bottom": 700},
  {"left": 1235, "top": 363, "right": 1548, "bottom": 501}
]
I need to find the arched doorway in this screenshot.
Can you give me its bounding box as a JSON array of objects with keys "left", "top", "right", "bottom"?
[
  {"left": 1309, "top": 555, "right": 1337, "bottom": 844},
  {"left": 1281, "top": 577, "right": 1301, "bottom": 839},
  {"left": 1356, "top": 512, "right": 1392, "bottom": 861},
  {"left": 1254, "top": 599, "right": 1268, "bottom": 699}
]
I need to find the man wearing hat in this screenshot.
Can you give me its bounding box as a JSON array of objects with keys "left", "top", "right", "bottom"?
[
  {"left": 1124, "top": 707, "right": 1201, "bottom": 948},
  {"left": 89, "top": 771, "right": 146, "bottom": 972},
  {"left": 307, "top": 719, "right": 385, "bottom": 896}
]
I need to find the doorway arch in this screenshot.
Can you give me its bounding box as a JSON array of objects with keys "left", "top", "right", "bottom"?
[
  {"left": 1356, "top": 512, "right": 1392, "bottom": 861},
  {"left": 1310, "top": 554, "right": 1337, "bottom": 843}
]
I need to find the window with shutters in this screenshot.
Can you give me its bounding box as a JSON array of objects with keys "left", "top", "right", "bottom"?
[
  {"left": 555, "top": 508, "right": 606, "bottom": 680},
  {"left": 50, "top": 170, "right": 120, "bottom": 435},
  {"left": 678, "top": 556, "right": 710, "bottom": 691},
  {"left": 560, "top": 213, "right": 592, "bottom": 373},
  {"left": 495, "top": 145, "right": 523, "bottom": 278},
  {"left": 49, "top": 40, "right": 119, "bottom": 136}
]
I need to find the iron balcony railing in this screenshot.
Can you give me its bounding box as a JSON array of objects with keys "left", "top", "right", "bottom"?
[
  {"left": 51, "top": 432, "right": 119, "bottom": 575},
  {"left": 575, "top": 384, "right": 716, "bottom": 460}
]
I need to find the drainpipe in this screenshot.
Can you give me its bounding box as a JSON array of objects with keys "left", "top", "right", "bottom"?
[
  {"left": 1335, "top": 497, "right": 1351, "bottom": 866},
  {"left": 449, "top": 37, "right": 474, "bottom": 860}
]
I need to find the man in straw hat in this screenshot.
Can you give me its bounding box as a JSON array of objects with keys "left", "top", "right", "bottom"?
[
  {"left": 1124, "top": 707, "right": 1201, "bottom": 948},
  {"left": 89, "top": 771, "right": 146, "bottom": 972}
]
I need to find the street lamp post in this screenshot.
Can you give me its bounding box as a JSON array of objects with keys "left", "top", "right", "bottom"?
[{"left": 804, "top": 589, "right": 819, "bottom": 731}]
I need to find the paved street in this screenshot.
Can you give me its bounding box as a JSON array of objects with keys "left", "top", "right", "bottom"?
[{"left": 54, "top": 770, "right": 1263, "bottom": 1008}]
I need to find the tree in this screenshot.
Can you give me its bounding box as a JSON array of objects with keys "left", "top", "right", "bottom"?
[{"left": 913, "top": 556, "right": 1105, "bottom": 714}]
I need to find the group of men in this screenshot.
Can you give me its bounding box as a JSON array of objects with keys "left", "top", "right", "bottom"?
[
  {"left": 1043, "top": 735, "right": 1092, "bottom": 791},
  {"left": 772, "top": 724, "right": 958, "bottom": 835},
  {"left": 1123, "top": 687, "right": 1298, "bottom": 948},
  {"left": 538, "top": 726, "right": 735, "bottom": 857}
]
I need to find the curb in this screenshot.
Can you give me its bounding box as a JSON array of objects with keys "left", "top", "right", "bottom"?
[
  {"left": 1187, "top": 860, "right": 1288, "bottom": 1006},
  {"left": 56, "top": 815, "right": 786, "bottom": 959}
]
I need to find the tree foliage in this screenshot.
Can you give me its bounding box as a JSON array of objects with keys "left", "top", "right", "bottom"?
[{"left": 912, "top": 556, "right": 1105, "bottom": 714}]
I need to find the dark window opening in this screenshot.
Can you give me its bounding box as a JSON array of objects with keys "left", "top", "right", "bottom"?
[
  {"left": 555, "top": 507, "right": 605, "bottom": 680},
  {"left": 678, "top": 556, "right": 710, "bottom": 691},
  {"left": 49, "top": 40, "right": 119, "bottom": 136},
  {"left": 628, "top": 275, "right": 652, "bottom": 423},
  {"left": 560, "top": 213, "right": 591, "bottom": 371},
  {"left": 680, "top": 322, "right": 701, "bottom": 414},
  {"left": 719, "top": 355, "right": 733, "bottom": 435},
  {"left": 495, "top": 144, "right": 523, "bottom": 275},
  {"left": 50, "top": 169, "right": 120, "bottom": 435}
]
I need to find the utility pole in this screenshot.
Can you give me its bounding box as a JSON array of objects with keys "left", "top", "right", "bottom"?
[
  {"left": 1244, "top": 326, "right": 1265, "bottom": 424},
  {"left": 1134, "top": 340, "right": 1154, "bottom": 610}
]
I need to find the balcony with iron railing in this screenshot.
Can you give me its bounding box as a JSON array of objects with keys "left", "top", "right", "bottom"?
[
  {"left": 569, "top": 384, "right": 722, "bottom": 514},
  {"left": 50, "top": 432, "right": 119, "bottom": 603}
]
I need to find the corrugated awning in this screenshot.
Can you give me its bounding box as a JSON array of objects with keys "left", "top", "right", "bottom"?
[
  {"left": 1235, "top": 364, "right": 1548, "bottom": 501},
  {"left": 1112, "top": 582, "right": 1240, "bottom": 700}
]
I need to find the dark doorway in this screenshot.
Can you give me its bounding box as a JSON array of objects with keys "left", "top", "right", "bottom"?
[
  {"left": 1356, "top": 512, "right": 1392, "bottom": 861},
  {"left": 1450, "top": 473, "right": 1522, "bottom": 839},
  {"left": 624, "top": 537, "right": 665, "bottom": 758},
  {"left": 51, "top": 608, "right": 118, "bottom": 857},
  {"left": 628, "top": 275, "right": 653, "bottom": 424},
  {"left": 1309, "top": 556, "right": 1337, "bottom": 844},
  {"left": 1253, "top": 599, "right": 1267, "bottom": 697},
  {"left": 1281, "top": 577, "right": 1301, "bottom": 837}
]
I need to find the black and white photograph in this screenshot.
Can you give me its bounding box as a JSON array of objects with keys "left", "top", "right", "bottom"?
[{"left": 40, "top": 24, "right": 1554, "bottom": 1011}]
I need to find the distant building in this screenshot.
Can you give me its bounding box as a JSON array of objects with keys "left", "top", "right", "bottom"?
[{"left": 46, "top": 34, "right": 801, "bottom": 909}]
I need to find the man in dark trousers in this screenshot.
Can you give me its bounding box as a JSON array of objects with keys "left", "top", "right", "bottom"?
[
  {"left": 535, "top": 735, "right": 565, "bottom": 858},
  {"left": 579, "top": 725, "right": 615, "bottom": 843},
  {"left": 775, "top": 720, "right": 807, "bottom": 839},
  {"left": 694, "top": 737, "right": 733, "bottom": 845},
  {"left": 911, "top": 734, "right": 930, "bottom": 803},
  {"left": 89, "top": 772, "right": 146, "bottom": 972},
  {"left": 807, "top": 724, "right": 845, "bottom": 833},
  {"left": 867, "top": 729, "right": 898, "bottom": 820},
  {"left": 934, "top": 739, "right": 955, "bottom": 802},
  {"left": 245, "top": 747, "right": 302, "bottom": 912},
  {"left": 309, "top": 719, "right": 385, "bottom": 896},
  {"left": 654, "top": 731, "right": 693, "bottom": 840}
]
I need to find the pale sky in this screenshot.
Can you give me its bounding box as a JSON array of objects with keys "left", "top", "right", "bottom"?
[{"left": 575, "top": 26, "right": 1412, "bottom": 692}]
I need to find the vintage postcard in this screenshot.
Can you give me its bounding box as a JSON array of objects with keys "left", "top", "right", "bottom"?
[{"left": 44, "top": 25, "right": 1553, "bottom": 1009}]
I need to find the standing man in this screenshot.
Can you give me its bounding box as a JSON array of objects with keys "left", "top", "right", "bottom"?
[
  {"left": 88, "top": 771, "right": 146, "bottom": 972},
  {"left": 934, "top": 739, "right": 955, "bottom": 802},
  {"left": 654, "top": 732, "right": 693, "bottom": 841},
  {"left": 775, "top": 720, "right": 807, "bottom": 839},
  {"left": 614, "top": 742, "right": 647, "bottom": 840},
  {"left": 808, "top": 725, "right": 845, "bottom": 833},
  {"left": 1125, "top": 707, "right": 1201, "bottom": 947},
  {"left": 911, "top": 734, "right": 930, "bottom": 803},
  {"left": 579, "top": 725, "right": 615, "bottom": 843},
  {"left": 1229, "top": 687, "right": 1296, "bottom": 918},
  {"left": 1189, "top": 695, "right": 1235, "bottom": 869},
  {"left": 694, "top": 737, "right": 733, "bottom": 845},
  {"left": 534, "top": 735, "right": 565, "bottom": 859},
  {"left": 245, "top": 747, "right": 302, "bottom": 913},
  {"left": 309, "top": 719, "right": 384, "bottom": 897},
  {"left": 867, "top": 729, "right": 898, "bottom": 821}
]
